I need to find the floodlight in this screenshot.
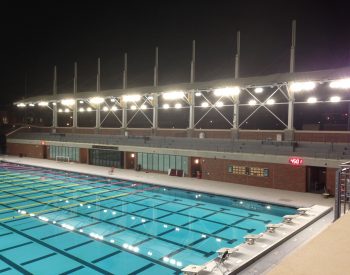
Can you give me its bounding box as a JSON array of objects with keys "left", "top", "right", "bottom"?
[
  {"left": 201, "top": 102, "right": 209, "bottom": 108},
  {"left": 289, "top": 81, "right": 316, "bottom": 92},
  {"left": 130, "top": 105, "right": 137, "bottom": 110},
  {"left": 163, "top": 91, "right": 185, "bottom": 100},
  {"left": 123, "top": 94, "right": 141, "bottom": 102},
  {"left": 195, "top": 92, "right": 202, "bottom": 97},
  {"left": 38, "top": 101, "right": 49, "bottom": 106},
  {"left": 64, "top": 108, "right": 70, "bottom": 113},
  {"left": 61, "top": 99, "right": 75, "bottom": 106},
  {"left": 213, "top": 87, "right": 240, "bottom": 96},
  {"left": 102, "top": 106, "right": 109, "bottom": 112},
  {"left": 89, "top": 97, "right": 104, "bottom": 104},
  {"left": 174, "top": 103, "right": 182, "bottom": 109},
  {"left": 79, "top": 107, "right": 85, "bottom": 112},
  {"left": 254, "top": 87, "right": 263, "bottom": 93},
  {"left": 330, "top": 96, "right": 341, "bottom": 102},
  {"left": 163, "top": 104, "right": 170, "bottom": 109},
  {"left": 248, "top": 99, "right": 257, "bottom": 106},
  {"left": 17, "top": 103, "right": 26, "bottom": 107},
  {"left": 215, "top": 101, "right": 224, "bottom": 107},
  {"left": 329, "top": 78, "right": 350, "bottom": 89},
  {"left": 266, "top": 99, "right": 275, "bottom": 105},
  {"left": 111, "top": 106, "right": 118, "bottom": 111},
  {"left": 58, "top": 108, "right": 63, "bottom": 112},
  {"left": 86, "top": 107, "right": 92, "bottom": 112},
  {"left": 140, "top": 104, "right": 147, "bottom": 110},
  {"left": 307, "top": 97, "right": 317, "bottom": 104}
]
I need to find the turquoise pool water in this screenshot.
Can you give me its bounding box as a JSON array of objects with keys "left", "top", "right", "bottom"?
[{"left": 0, "top": 162, "right": 296, "bottom": 275}]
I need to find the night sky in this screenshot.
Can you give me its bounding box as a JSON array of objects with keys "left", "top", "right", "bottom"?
[{"left": 1, "top": 0, "right": 350, "bottom": 107}]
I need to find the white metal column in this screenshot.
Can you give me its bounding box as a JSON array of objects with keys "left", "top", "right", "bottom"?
[
  {"left": 52, "top": 66, "right": 58, "bottom": 128},
  {"left": 189, "top": 91, "right": 195, "bottom": 129},
  {"left": 73, "top": 62, "right": 78, "bottom": 128},
  {"left": 152, "top": 94, "right": 158, "bottom": 129},
  {"left": 288, "top": 20, "right": 296, "bottom": 130}
]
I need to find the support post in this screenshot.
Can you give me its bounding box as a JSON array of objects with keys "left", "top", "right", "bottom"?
[
  {"left": 73, "top": 62, "right": 78, "bottom": 128},
  {"left": 154, "top": 47, "right": 158, "bottom": 87},
  {"left": 188, "top": 91, "right": 195, "bottom": 137},
  {"left": 235, "top": 31, "right": 240, "bottom": 79},
  {"left": 290, "top": 20, "right": 296, "bottom": 73},
  {"left": 190, "top": 40, "right": 195, "bottom": 83},
  {"left": 152, "top": 94, "right": 158, "bottom": 133},
  {"left": 52, "top": 66, "right": 57, "bottom": 128},
  {"left": 123, "top": 53, "right": 127, "bottom": 89}
]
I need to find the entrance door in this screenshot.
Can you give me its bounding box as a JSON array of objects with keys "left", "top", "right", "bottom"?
[
  {"left": 306, "top": 166, "right": 326, "bottom": 193},
  {"left": 191, "top": 157, "right": 202, "bottom": 178}
]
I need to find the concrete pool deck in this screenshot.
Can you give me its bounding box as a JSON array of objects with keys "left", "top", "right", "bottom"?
[{"left": 0, "top": 155, "right": 335, "bottom": 275}]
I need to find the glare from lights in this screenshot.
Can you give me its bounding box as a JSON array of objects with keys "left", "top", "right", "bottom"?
[
  {"left": 89, "top": 97, "right": 104, "bottom": 104},
  {"left": 195, "top": 92, "right": 202, "bottom": 97},
  {"left": 79, "top": 100, "right": 84, "bottom": 104},
  {"left": 17, "top": 103, "right": 26, "bottom": 107},
  {"left": 64, "top": 108, "right": 70, "bottom": 113},
  {"left": 330, "top": 96, "right": 341, "bottom": 102},
  {"left": 130, "top": 105, "right": 137, "bottom": 110},
  {"left": 194, "top": 159, "right": 199, "bottom": 164},
  {"left": 29, "top": 103, "right": 35, "bottom": 107},
  {"left": 201, "top": 102, "right": 209, "bottom": 108},
  {"left": 289, "top": 81, "right": 316, "bottom": 92},
  {"left": 266, "top": 99, "right": 275, "bottom": 105},
  {"left": 123, "top": 94, "right": 141, "bottom": 102},
  {"left": 163, "top": 91, "right": 185, "bottom": 100},
  {"left": 329, "top": 78, "right": 350, "bottom": 89},
  {"left": 58, "top": 108, "right": 63, "bottom": 113},
  {"left": 102, "top": 106, "right": 109, "bottom": 112},
  {"left": 61, "top": 99, "right": 75, "bottom": 106},
  {"left": 174, "top": 103, "right": 182, "bottom": 109},
  {"left": 131, "top": 153, "right": 135, "bottom": 158},
  {"left": 79, "top": 107, "right": 85, "bottom": 112},
  {"left": 307, "top": 97, "right": 317, "bottom": 104},
  {"left": 147, "top": 96, "right": 153, "bottom": 100},
  {"left": 38, "top": 101, "right": 49, "bottom": 106},
  {"left": 140, "top": 104, "right": 147, "bottom": 110},
  {"left": 215, "top": 101, "right": 224, "bottom": 108},
  {"left": 87, "top": 107, "right": 92, "bottom": 112},
  {"left": 163, "top": 104, "right": 170, "bottom": 109},
  {"left": 110, "top": 98, "right": 116, "bottom": 102},
  {"left": 52, "top": 102, "right": 57, "bottom": 106},
  {"left": 111, "top": 106, "right": 118, "bottom": 111},
  {"left": 254, "top": 87, "right": 264, "bottom": 93},
  {"left": 248, "top": 99, "right": 257, "bottom": 106},
  {"left": 214, "top": 87, "right": 240, "bottom": 97}
]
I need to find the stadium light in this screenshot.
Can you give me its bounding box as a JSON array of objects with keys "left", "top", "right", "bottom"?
[
  {"left": 174, "top": 103, "right": 182, "bottom": 109},
  {"left": 111, "top": 106, "right": 118, "bottom": 111},
  {"left": 79, "top": 100, "right": 84, "bottom": 104},
  {"left": 163, "top": 104, "right": 170, "bottom": 109},
  {"left": 79, "top": 107, "right": 85, "bottom": 112},
  {"left": 289, "top": 81, "right": 316, "bottom": 92},
  {"left": 89, "top": 97, "right": 104, "bottom": 104},
  {"left": 38, "top": 101, "right": 49, "bottom": 106},
  {"left": 215, "top": 101, "right": 224, "bottom": 107},
  {"left": 201, "top": 102, "right": 209, "bottom": 108},
  {"left": 248, "top": 99, "right": 257, "bottom": 106},
  {"left": 195, "top": 92, "right": 202, "bottom": 97},
  {"left": 61, "top": 99, "right": 75, "bottom": 106},
  {"left": 123, "top": 94, "right": 141, "bottom": 102},
  {"left": 329, "top": 78, "right": 350, "bottom": 89},
  {"left": 86, "top": 107, "right": 92, "bottom": 112},
  {"left": 307, "top": 97, "right": 317, "bottom": 104},
  {"left": 29, "top": 103, "right": 35, "bottom": 107},
  {"left": 254, "top": 87, "right": 263, "bottom": 93},
  {"left": 330, "top": 96, "right": 341, "bottom": 102},
  {"left": 102, "top": 106, "right": 109, "bottom": 112},
  {"left": 213, "top": 87, "right": 240, "bottom": 97},
  {"left": 58, "top": 108, "right": 63, "bottom": 112},
  {"left": 17, "top": 103, "right": 26, "bottom": 107},
  {"left": 64, "top": 108, "right": 70, "bottom": 113},
  {"left": 163, "top": 91, "right": 185, "bottom": 100},
  {"left": 110, "top": 98, "right": 116, "bottom": 102},
  {"left": 266, "top": 99, "right": 275, "bottom": 105},
  {"left": 140, "top": 104, "right": 147, "bottom": 110},
  {"left": 130, "top": 105, "right": 137, "bottom": 110}
]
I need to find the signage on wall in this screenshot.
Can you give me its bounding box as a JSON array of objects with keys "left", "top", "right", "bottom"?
[{"left": 288, "top": 157, "right": 304, "bottom": 166}]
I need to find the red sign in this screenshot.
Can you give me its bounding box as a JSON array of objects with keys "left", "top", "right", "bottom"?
[{"left": 288, "top": 157, "right": 304, "bottom": 166}]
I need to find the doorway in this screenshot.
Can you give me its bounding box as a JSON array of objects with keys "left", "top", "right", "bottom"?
[
  {"left": 191, "top": 157, "right": 202, "bottom": 178},
  {"left": 306, "top": 166, "right": 326, "bottom": 193}
]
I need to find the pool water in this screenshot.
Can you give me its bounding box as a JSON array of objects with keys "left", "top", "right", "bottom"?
[{"left": 0, "top": 162, "right": 296, "bottom": 274}]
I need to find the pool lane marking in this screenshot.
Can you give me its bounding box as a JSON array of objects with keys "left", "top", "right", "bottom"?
[
  {"left": 0, "top": 253, "right": 33, "bottom": 275},
  {"left": 0, "top": 222, "right": 114, "bottom": 275}
]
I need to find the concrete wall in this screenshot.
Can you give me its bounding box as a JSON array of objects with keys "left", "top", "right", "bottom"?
[
  {"left": 201, "top": 157, "right": 307, "bottom": 192},
  {"left": 295, "top": 131, "right": 350, "bottom": 143}
]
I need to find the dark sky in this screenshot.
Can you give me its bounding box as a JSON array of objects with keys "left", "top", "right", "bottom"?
[{"left": 1, "top": 0, "right": 350, "bottom": 106}]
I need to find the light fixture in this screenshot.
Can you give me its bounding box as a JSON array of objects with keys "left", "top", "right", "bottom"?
[
  {"left": 29, "top": 103, "right": 35, "bottom": 107},
  {"left": 130, "top": 105, "right": 137, "bottom": 110},
  {"left": 140, "top": 104, "right": 147, "bottom": 110},
  {"left": 330, "top": 96, "right": 341, "bottom": 102},
  {"left": 329, "top": 78, "right": 350, "bottom": 89},
  {"left": 102, "top": 106, "right": 109, "bottom": 112},
  {"left": 201, "top": 102, "right": 209, "bottom": 108},
  {"left": 254, "top": 87, "right": 263, "bottom": 93},
  {"left": 195, "top": 92, "right": 202, "bottom": 97},
  {"left": 64, "top": 108, "right": 70, "bottom": 113},
  {"left": 111, "top": 106, "right": 118, "bottom": 111},
  {"left": 61, "top": 99, "right": 75, "bottom": 106},
  {"left": 38, "top": 101, "right": 49, "bottom": 106},
  {"left": 266, "top": 99, "right": 275, "bottom": 105},
  {"left": 289, "top": 81, "right": 316, "bottom": 92},
  {"left": 131, "top": 153, "right": 135, "bottom": 158},
  {"left": 307, "top": 97, "right": 317, "bottom": 104},
  {"left": 163, "top": 91, "right": 185, "bottom": 100},
  {"left": 147, "top": 96, "right": 153, "bottom": 100},
  {"left": 194, "top": 159, "right": 199, "bottom": 164},
  {"left": 52, "top": 102, "right": 57, "bottom": 106},
  {"left": 89, "top": 97, "right": 104, "bottom": 104},
  {"left": 87, "top": 107, "right": 92, "bottom": 112},
  {"left": 79, "top": 107, "right": 85, "bottom": 112},
  {"left": 174, "top": 103, "right": 182, "bottom": 109},
  {"left": 248, "top": 99, "right": 257, "bottom": 106},
  {"left": 215, "top": 101, "right": 224, "bottom": 107},
  {"left": 110, "top": 98, "right": 116, "bottom": 102},
  {"left": 163, "top": 103, "right": 170, "bottom": 109},
  {"left": 79, "top": 100, "right": 84, "bottom": 104},
  {"left": 17, "top": 103, "right": 26, "bottom": 107},
  {"left": 213, "top": 87, "right": 240, "bottom": 96},
  {"left": 123, "top": 94, "right": 141, "bottom": 102},
  {"left": 58, "top": 108, "right": 63, "bottom": 112}
]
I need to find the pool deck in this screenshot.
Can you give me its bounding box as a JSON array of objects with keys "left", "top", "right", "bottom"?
[{"left": 0, "top": 155, "right": 334, "bottom": 275}]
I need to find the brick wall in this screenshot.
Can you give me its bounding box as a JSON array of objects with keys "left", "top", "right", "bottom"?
[
  {"left": 80, "top": 148, "right": 88, "bottom": 164},
  {"left": 7, "top": 143, "right": 45, "bottom": 159},
  {"left": 295, "top": 132, "right": 350, "bottom": 143},
  {"left": 326, "top": 167, "right": 337, "bottom": 195},
  {"left": 201, "top": 157, "right": 306, "bottom": 192},
  {"left": 239, "top": 131, "right": 284, "bottom": 140}
]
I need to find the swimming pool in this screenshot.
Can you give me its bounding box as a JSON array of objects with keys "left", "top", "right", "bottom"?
[{"left": 0, "top": 162, "right": 297, "bottom": 274}]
